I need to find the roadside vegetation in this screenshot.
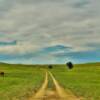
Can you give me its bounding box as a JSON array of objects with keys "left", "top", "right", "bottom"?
[
  {"left": 0, "top": 63, "right": 44, "bottom": 100},
  {"left": 50, "top": 63, "right": 100, "bottom": 100}
]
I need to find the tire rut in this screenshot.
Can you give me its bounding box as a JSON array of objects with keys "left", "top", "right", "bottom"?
[{"left": 29, "top": 71, "right": 84, "bottom": 100}]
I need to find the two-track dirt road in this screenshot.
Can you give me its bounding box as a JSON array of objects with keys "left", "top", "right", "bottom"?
[{"left": 29, "top": 71, "right": 84, "bottom": 100}]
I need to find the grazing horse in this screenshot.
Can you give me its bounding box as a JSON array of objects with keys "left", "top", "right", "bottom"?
[
  {"left": 0, "top": 72, "right": 4, "bottom": 77},
  {"left": 48, "top": 65, "right": 53, "bottom": 69}
]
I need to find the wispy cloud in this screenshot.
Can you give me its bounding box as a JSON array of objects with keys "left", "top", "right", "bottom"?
[{"left": 0, "top": 40, "right": 17, "bottom": 46}]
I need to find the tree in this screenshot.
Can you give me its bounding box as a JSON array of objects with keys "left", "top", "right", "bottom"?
[{"left": 66, "top": 62, "right": 74, "bottom": 69}]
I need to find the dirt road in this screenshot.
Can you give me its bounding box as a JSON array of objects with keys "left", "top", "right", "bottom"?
[
  {"left": 49, "top": 71, "right": 81, "bottom": 100},
  {"left": 29, "top": 71, "right": 84, "bottom": 100},
  {"left": 29, "top": 72, "right": 48, "bottom": 100}
]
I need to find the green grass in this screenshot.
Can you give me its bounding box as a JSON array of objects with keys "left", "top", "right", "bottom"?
[
  {"left": 50, "top": 63, "right": 100, "bottom": 100},
  {"left": 0, "top": 63, "right": 100, "bottom": 100},
  {"left": 0, "top": 64, "right": 44, "bottom": 100}
]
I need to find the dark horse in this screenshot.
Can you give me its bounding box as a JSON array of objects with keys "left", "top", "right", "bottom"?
[
  {"left": 48, "top": 65, "right": 53, "bottom": 69},
  {"left": 0, "top": 72, "right": 4, "bottom": 77}
]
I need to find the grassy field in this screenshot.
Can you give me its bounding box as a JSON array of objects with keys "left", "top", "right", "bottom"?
[
  {"left": 0, "top": 63, "right": 44, "bottom": 100},
  {"left": 0, "top": 63, "right": 100, "bottom": 100},
  {"left": 50, "top": 63, "right": 100, "bottom": 100}
]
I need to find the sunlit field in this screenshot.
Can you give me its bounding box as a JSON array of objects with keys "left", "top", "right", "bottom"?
[
  {"left": 0, "top": 63, "right": 100, "bottom": 100},
  {"left": 0, "top": 64, "right": 44, "bottom": 100},
  {"left": 50, "top": 63, "right": 100, "bottom": 100}
]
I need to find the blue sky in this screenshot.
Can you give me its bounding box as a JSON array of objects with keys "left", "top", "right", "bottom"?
[{"left": 0, "top": 0, "right": 100, "bottom": 64}]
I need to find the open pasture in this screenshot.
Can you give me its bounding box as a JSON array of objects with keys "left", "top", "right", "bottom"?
[
  {"left": 50, "top": 63, "right": 100, "bottom": 100},
  {"left": 0, "top": 63, "right": 100, "bottom": 100},
  {"left": 0, "top": 64, "right": 44, "bottom": 100}
]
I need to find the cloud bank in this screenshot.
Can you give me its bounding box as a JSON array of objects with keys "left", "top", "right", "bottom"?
[{"left": 0, "top": 0, "right": 100, "bottom": 64}]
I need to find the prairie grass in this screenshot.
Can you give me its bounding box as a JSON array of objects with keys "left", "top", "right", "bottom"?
[
  {"left": 50, "top": 63, "right": 100, "bottom": 100},
  {"left": 0, "top": 64, "right": 44, "bottom": 100}
]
